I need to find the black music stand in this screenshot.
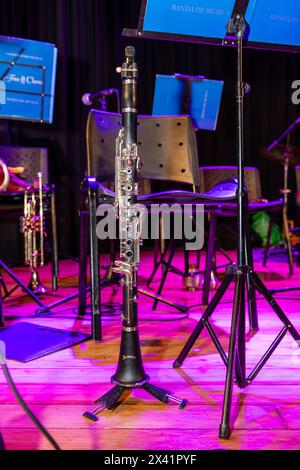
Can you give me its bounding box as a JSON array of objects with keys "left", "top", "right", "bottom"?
[
  {"left": 0, "top": 36, "right": 57, "bottom": 325},
  {"left": 124, "top": 0, "right": 300, "bottom": 439}
]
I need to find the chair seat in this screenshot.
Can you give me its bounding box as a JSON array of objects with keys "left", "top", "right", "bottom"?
[
  {"left": 215, "top": 198, "right": 284, "bottom": 216},
  {"left": 97, "top": 179, "right": 238, "bottom": 205}
]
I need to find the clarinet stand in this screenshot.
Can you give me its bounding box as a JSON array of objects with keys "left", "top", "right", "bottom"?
[{"left": 173, "top": 12, "right": 300, "bottom": 439}]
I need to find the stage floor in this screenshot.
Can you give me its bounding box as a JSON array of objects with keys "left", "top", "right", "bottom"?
[{"left": 1, "top": 248, "right": 300, "bottom": 450}]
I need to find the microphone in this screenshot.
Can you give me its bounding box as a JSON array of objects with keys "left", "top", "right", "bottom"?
[{"left": 82, "top": 88, "right": 116, "bottom": 106}]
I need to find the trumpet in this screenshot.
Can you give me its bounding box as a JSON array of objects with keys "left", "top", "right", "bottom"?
[{"left": 20, "top": 172, "right": 47, "bottom": 294}]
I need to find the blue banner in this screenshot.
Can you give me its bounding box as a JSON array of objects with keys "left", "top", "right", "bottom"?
[
  {"left": 0, "top": 36, "right": 57, "bottom": 123},
  {"left": 143, "top": 0, "right": 300, "bottom": 48},
  {"left": 144, "top": 0, "right": 235, "bottom": 39}
]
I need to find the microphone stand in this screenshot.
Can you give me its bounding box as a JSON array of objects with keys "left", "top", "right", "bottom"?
[{"left": 173, "top": 11, "right": 300, "bottom": 439}]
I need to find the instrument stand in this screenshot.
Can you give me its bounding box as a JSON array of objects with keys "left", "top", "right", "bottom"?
[
  {"left": 0, "top": 258, "right": 46, "bottom": 325},
  {"left": 85, "top": 45, "right": 187, "bottom": 418},
  {"left": 84, "top": 382, "right": 187, "bottom": 421},
  {"left": 173, "top": 12, "right": 300, "bottom": 440}
]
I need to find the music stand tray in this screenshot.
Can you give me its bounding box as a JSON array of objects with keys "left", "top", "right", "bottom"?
[{"left": 152, "top": 73, "right": 224, "bottom": 131}]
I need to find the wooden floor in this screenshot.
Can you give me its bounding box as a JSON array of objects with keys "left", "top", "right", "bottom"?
[{"left": 1, "top": 249, "right": 300, "bottom": 450}]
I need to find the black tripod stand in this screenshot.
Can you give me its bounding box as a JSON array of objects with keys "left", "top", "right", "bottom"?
[
  {"left": 0, "top": 259, "right": 46, "bottom": 327},
  {"left": 173, "top": 12, "right": 300, "bottom": 440}
]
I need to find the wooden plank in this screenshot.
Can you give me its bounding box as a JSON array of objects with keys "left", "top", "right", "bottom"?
[
  {"left": 1, "top": 366, "right": 300, "bottom": 384},
  {"left": 0, "top": 403, "right": 286, "bottom": 430},
  {"left": 2, "top": 428, "right": 300, "bottom": 451},
  {"left": 1, "top": 383, "right": 300, "bottom": 406},
  {"left": 1, "top": 255, "right": 300, "bottom": 451}
]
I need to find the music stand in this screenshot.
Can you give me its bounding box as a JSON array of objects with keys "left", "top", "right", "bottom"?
[
  {"left": 0, "top": 36, "right": 57, "bottom": 325},
  {"left": 153, "top": 73, "right": 224, "bottom": 131},
  {"left": 124, "top": 0, "right": 300, "bottom": 439}
]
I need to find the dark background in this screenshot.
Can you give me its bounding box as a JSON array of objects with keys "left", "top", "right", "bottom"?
[{"left": 1, "top": 0, "right": 300, "bottom": 256}]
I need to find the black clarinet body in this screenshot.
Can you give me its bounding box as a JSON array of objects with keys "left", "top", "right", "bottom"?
[{"left": 112, "top": 46, "right": 148, "bottom": 387}]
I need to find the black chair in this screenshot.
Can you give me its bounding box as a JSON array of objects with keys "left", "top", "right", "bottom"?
[{"left": 199, "top": 166, "right": 284, "bottom": 305}]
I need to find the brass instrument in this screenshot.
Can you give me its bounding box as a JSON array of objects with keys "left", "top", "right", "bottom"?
[
  {"left": 20, "top": 172, "right": 47, "bottom": 294},
  {"left": 0, "top": 159, "right": 10, "bottom": 192}
]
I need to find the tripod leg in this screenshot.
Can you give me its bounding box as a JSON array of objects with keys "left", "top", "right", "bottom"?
[
  {"left": 219, "top": 274, "right": 243, "bottom": 439},
  {"left": 235, "top": 275, "right": 246, "bottom": 388},
  {"left": 0, "top": 275, "right": 8, "bottom": 297},
  {"left": 0, "top": 260, "right": 45, "bottom": 308},
  {"left": 253, "top": 272, "right": 300, "bottom": 342},
  {"left": 83, "top": 385, "right": 125, "bottom": 421},
  {"left": 173, "top": 274, "right": 233, "bottom": 368},
  {"left": 152, "top": 239, "right": 177, "bottom": 311},
  {"left": 143, "top": 382, "right": 187, "bottom": 409}
]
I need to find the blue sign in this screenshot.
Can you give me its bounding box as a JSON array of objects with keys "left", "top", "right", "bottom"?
[
  {"left": 152, "top": 74, "right": 224, "bottom": 131},
  {"left": 0, "top": 36, "right": 57, "bottom": 123},
  {"left": 143, "top": 0, "right": 300, "bottom": 49},
  {"left": 246, "top": 0, "right": 300, "bottom": 47},
  {"left": 144, "top": 0, "right": 235, "bottom": 39}
]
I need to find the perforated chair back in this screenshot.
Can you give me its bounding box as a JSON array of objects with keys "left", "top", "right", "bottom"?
[
  {"left": 0, "top": 146, "right": 49, "bottom": 185},
  {"left": 86, "top": 110, "right": 201, "bottom": 190},
  {"left": 199, "top": 166, "right": 262, "bottom": 201}
]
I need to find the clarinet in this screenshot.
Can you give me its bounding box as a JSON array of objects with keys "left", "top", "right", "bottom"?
[
  {"left": 83, "top": 47, "right": 186, "bottom": 421},
  {"left": 112, "top": 46, "right": 148, "bottom": 386}
]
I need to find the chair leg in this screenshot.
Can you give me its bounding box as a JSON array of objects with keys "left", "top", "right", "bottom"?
[
  {"left": 152, "top": 239, "right": 177, "bottom": 311},
  {"left": 245, "top": 221, "right": 259, "bottom": 331},
  {"left": 0, "top": 281, "right": 3, "bottom": 327},
  {"left": 78, "top": 183, "right": 89, "bottom": 316},
  {"left": 88, "top": 180, "right": 101, "bottom": 340},
  {"left": 196, "top": 249, "right": 201, "bottom": 269},
  {"left": 147, "top": 239, "right": 171, "bottom": 287},
  {"left": 297, "top": 243, "right": 300, "bottom": 267},
  {"left": 78, "top": 209, "right": 89, "bottom": 317},
  {"left": 282, "top": 208, "right": 293, "bottom": 275},
  {"left": 183, "top": 249, "right": 190, "bottom": 279},
  {"left": 202, "top": 212, "right": 217, "bottom": 305},
  {"left": 263, "top": 216, "right": 273, "bottom": 267}
]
